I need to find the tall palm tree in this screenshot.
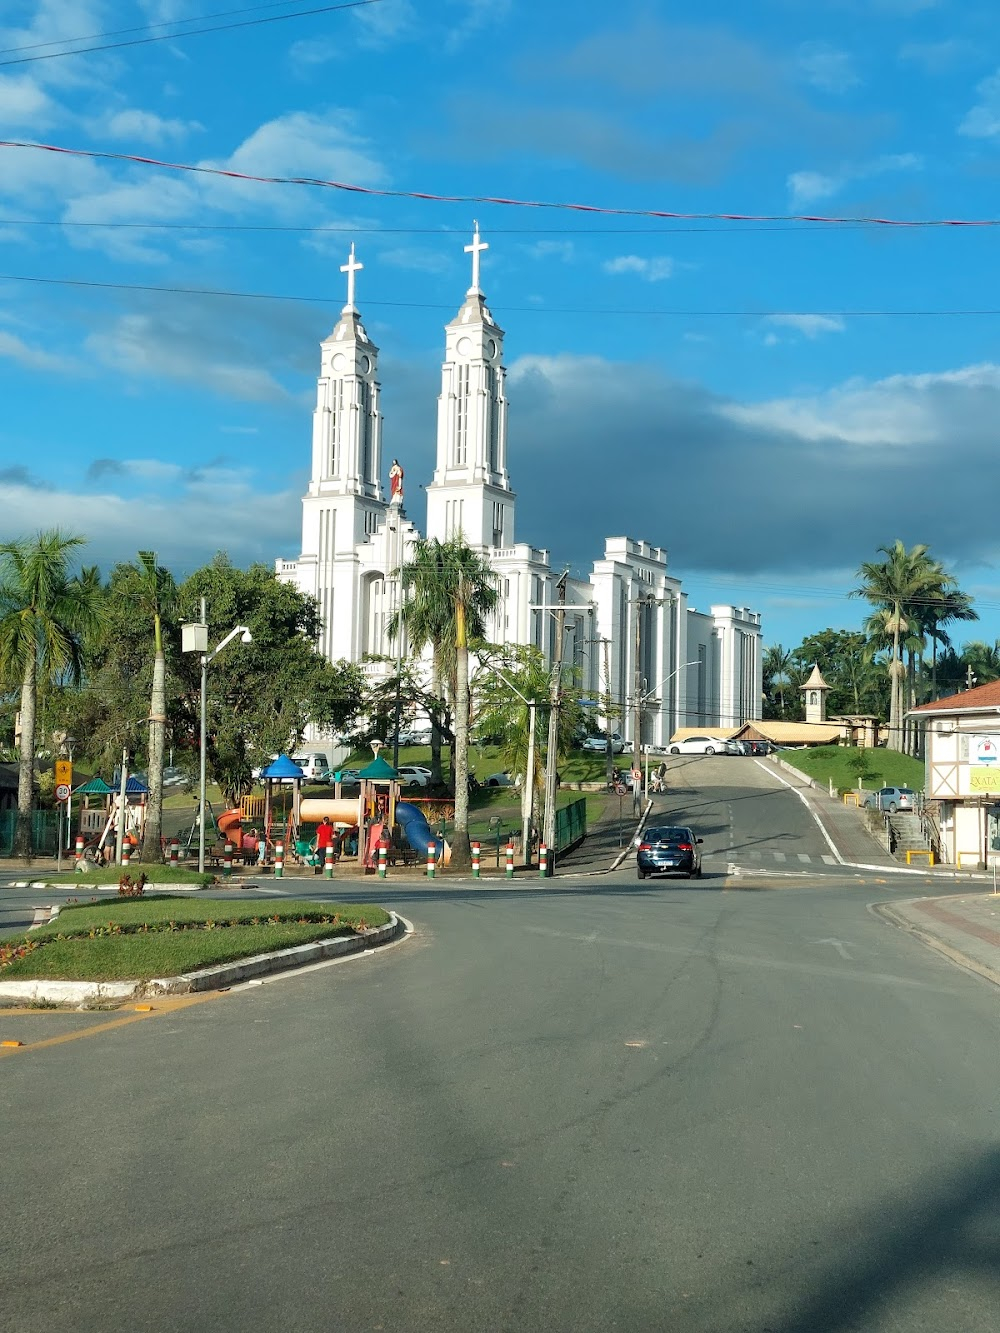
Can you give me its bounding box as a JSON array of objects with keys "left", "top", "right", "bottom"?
[
  {"left": 114, "top": 552, "right": 177, "bottom": 863},
  {"left": 920, "top": 587, "right": 977, "bottom": 700},
  {"left": 852, "top": 541, "right": 941, "bottom": 752},
  {"left": 763, "top": 644, "right": 793, "bottom": 717},
  {"left": 391, "top": 537, "right": 498, "bottom": 869},
  {"left": 0, "top": 532, "right": 106, "bottom": 859}
]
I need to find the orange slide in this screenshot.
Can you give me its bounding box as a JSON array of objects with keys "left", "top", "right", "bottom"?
[{"left": 217, "top": 808, "right": 244, "bottom": 848}]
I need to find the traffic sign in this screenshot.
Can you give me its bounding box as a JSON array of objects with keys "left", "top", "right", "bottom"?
[
  {"left": 55, "top": 783, "right": 71, "bottom": 801},
  {"left": 55, "top": 759, "right": 72, "bottom": 788}
]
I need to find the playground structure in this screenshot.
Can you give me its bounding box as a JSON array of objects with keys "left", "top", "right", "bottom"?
[
  {"left": 202, "top": 751, "right": 453, "bottom": 871},
  {"left": 71, "top": 775, "right": 148, "bottom": 862}
]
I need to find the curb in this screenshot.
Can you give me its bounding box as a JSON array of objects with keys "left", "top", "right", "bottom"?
[
  {"left": 0, "top": 912, "right": 404, "bottom": 1007},
  {"left": 871, "top": 899, "right": 1000, "bottom": 990}
]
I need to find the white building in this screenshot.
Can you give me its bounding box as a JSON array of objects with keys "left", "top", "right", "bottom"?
[{"left": 277, "top": 230, "right": 763, "bottom": 745}]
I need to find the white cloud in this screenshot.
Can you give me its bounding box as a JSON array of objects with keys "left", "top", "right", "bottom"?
[
  {"left": 85, "top": 313, "right": 292, "bottom": 403},
  {"left": 0, "top": 475, "right": 301, "bottom": 574},
  {"left": 379, "top": 246, "right": 451, "bottom": 275},
  {"left": 603, "top": 255, "right": 674, "bottom": 282},
  {"left": 899, "top": 40, "right": 969, "bottom": 74},
  {"left": 787, "top": 153, "right": 922, "bottom": 207},
  {"left": 0, "top": 330, "right": 76, "bottom": 373},
  {"left": 0, "top": 74, "right": 60, "bottom": 128},
  {"left": 721, "top": 363, "right": 1000, "bottom": 445},
  {"left": 98, "top": 108, "right": 203, "bottom": 144},
  {"left": 796, "top": 43, "right": 860, "bottom": 94},
  {"left": 959, "top": 69, "right": 1000, "bottom": 139},
  {"left": 787, "top": 170, "right": 840, "bottom": 206},
  {"left": 765, "top": 313, "right": 846, "bottom": 339},
  {"left": 528, "top": 240, "right": 576, "bottom": 263}
]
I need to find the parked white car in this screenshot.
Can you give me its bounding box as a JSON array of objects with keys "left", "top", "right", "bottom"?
[
  {"left": 667, "top": 736, "right": 732, "bottom": 756},
  {"left": 397, "top": 765, "right": 432, "bottom": 788},
  {"left": 582, "top": 733, "right": 626, "bottom": 754}
]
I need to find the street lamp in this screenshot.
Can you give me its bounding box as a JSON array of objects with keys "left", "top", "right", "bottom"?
[
  {"left": 478, "top": 654, "right": 539, "bottom": 867},
  {"left": 632, "top": 661, "right": 699, "bottom": 793},
  {"left": 183, "top": 605, "right": 252, "bottom": 874}
]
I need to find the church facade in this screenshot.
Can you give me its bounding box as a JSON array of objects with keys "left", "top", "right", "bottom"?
[{"left": 276, "top": 231, "right": 763, "bottom": 746}]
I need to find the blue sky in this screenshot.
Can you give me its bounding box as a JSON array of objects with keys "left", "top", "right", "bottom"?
[{"left": 2, "top": 0, "right": 1000, "bottom": 653}]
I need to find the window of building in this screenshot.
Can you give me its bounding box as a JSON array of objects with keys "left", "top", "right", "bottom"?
[
  {"left": 455, "top": 364, "right": 470, "bottom": 467},
  {"left": 359, "top": 380, "right": 371, "bottom": 483},
  {"left": 329, "top": 378, "right": 343, "bottom": 476}
]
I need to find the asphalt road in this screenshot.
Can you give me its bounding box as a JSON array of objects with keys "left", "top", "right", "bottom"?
[{"left": 3, "top": 762, "right": 1000, "bottom": 1331}]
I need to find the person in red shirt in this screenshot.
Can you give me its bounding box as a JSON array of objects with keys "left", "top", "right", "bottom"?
[{"left": 315, "top": 816, "right": 335, "bottom": 869}]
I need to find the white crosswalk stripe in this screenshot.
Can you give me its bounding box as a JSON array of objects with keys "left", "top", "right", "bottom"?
[
  {"left": 797, "top": 853, "right": 811, "bottom": 863},
  {"left": 822, "top": 855, "right": 836, "bottom": 865},
  {"left": 774, "top": 852, "right": 787, "bottom": 862}
]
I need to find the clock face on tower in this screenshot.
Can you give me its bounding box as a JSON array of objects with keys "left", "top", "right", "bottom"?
[
  {"left": 359, "top": 354, "right": 372, "bottom": 374},
  {"left": 456, "top": 336, "right": 472, "bottom": 356},
  {"left": 486, "top": 338, "right": 498, "bottom": 359}
]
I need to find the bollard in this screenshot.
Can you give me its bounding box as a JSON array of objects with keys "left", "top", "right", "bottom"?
[
  {"left": 324, "top": 845, "right": 334, "bottom": 879},
  {"left": 505, "top": 841, "right": 515, "bottom": 879},
  {"left": 74, "top": 834, "right": 85, "bottom": 868},
  {"left": 169, "top": 838, "right": 179, "bottom": 866},
  {"left": 378, "top": 841, "right": 388, "bottom": 879},
  {"left": 426, "top": 844, "right": 436, "bottom": 878},
  {"left": 471, "top": 841, "right": 481, "bottom": 879},
  {"left": 223, "top": 841, "right": 233, "bottom": 879},
  {"left": 539, "top": 842, "right": 548, "bottom": 878},
  {"left": 274, "top": 840, "right": 284, "bottom": 879},
  {"left": 121, "top": 840, "right": 131, "bottom": 868}
]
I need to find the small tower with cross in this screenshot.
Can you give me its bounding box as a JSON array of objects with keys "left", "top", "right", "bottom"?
[{"left": 801, "top": 664, "right": 831, "bottom": 724}]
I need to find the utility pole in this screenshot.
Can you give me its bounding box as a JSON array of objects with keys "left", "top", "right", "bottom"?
[
  {"left": 631, "top": 595, "right": 649, "bottom": 815},
  {"left": 542, "top": 572, "right": 568, "bottom": 875},
  {"left": 602, "top": 637, "right": 613, "bottom": 789},
  {"left": 967, "top": 664, "right": 978, "bottom": 691}
]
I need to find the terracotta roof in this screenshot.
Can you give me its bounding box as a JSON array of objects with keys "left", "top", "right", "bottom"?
[
  {"left": 734, "top": 720, "right": 844, "bottom": 743},
  {"left": 911, "top": 679, "right": 1000, "bottom": 714}
]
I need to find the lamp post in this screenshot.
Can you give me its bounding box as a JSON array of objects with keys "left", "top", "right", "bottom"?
[
  {"left": 631, "top": 660, "right": 700, "bottom": 797},
  {"left": 479, "top": 655, "right": 539, "bottom": 867},
  {"left": 184, "top": 601, "right": 252, "bottom": 875}
]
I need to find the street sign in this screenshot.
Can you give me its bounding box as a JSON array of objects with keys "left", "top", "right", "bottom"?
[
  {"left": 55, "top": 783, "right": 71, "bottom": 801},
  {"left": 55, "top": 759, "right": 72, "bottom": 788}
]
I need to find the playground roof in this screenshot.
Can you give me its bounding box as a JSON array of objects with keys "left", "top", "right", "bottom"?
[
  {"left": 74, "top": 777, "right": 114, "bottom": 795},
  {"left": 260, "top": 755, "right": 303, "bottom": 779},
  {"left": 359, "top": 756, "right": 398, "bottom": 782}
]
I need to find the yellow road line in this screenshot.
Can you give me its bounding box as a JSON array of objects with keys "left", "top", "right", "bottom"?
[{"left": 0, "top": 992, "right": 222, "bottom": 1057}]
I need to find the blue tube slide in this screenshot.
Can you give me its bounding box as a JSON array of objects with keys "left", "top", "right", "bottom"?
[{"left": 396, "top": 803, "right": 444, "bottom": 858}]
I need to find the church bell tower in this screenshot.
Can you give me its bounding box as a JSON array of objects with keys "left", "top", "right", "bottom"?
[{"left": 425, "top": 224, "right": 516, "bottom": 551}]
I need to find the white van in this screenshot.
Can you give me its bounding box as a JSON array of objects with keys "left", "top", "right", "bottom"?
[{"left": 291, "top": 753, "right": 330, "bottom": 781}]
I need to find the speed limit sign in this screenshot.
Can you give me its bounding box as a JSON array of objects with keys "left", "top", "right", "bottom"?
[{"left": 55, "top": 783, "right": 71, "bottom": 801}]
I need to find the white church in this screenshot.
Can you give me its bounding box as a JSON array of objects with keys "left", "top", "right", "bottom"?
[{"left": 276, "top": 228, "right": 763, "bottom": 746}]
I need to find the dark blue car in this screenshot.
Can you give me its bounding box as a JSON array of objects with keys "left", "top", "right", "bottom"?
[{"left": 636, "top": 825, "right": 703, "bottom": 880}]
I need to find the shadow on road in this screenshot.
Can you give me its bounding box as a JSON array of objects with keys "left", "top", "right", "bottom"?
[{"left": 744, "top": 1145, "right": 1000, "bottom": 1332}]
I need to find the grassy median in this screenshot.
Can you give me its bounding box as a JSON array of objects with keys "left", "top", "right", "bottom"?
[{"left": 0, "top": 898, "right": 390, "bottom": 982}]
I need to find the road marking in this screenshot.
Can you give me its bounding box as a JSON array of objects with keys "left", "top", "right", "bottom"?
[
  {"left": 0, "top": 992, "right": 221, "bottom": 1058},
  {"left": 812, "top": 937, "right": 854, "bottom": 960},
  {"left": 754, "top": 758, "right": 845, "bottom": 865},
  {"left": 822, "top": 855, "right": 837, "bottom": 866},
  {"left": 774, "top": 852, "right": 787, "bottom": 862},
  {"left": 797, "top": 853, "right": 811, "bottom": 863},
  {"left": 524, "top": 925, "right": 957, "bottom": 991}
]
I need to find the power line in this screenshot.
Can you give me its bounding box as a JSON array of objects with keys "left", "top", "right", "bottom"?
[
  {"left": 3, "top": 139, "right": 998, "bottom": 229},
  {"left": 0, "top": 1, "right": 310, "bottom": 55},
  {"left": 0, "top": 217, "right": 878, "bottom": 235},
  {"left": 0, "top": 0, "right": 384, "bottom": 68},
  {"left": 4, "top": 270, "right": 1000, "bottom": 318}
]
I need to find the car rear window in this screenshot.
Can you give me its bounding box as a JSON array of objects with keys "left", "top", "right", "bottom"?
[{"left": 646, "top": 827, "right": 693, "bottom": 842}]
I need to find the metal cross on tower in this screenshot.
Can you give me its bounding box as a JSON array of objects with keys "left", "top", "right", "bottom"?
[
  {"left": 465, "top": 221, "right": 488, "bottom": 294},
  {"left": 341, "top": 243, "right": 362, "bottom": 311}
]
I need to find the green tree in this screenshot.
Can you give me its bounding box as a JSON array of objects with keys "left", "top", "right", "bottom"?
[
  {"left": 852, "top": 542, "right": 944, "bottom": 752},
  {"left": 392, "top": 537, "right": 498, "bottom": 869},
  {"left": 0, "top": 532, "right": 106, "bottom": 859},
  {"left": 175, "top": 557, "right": 364, "bottom": 805}
]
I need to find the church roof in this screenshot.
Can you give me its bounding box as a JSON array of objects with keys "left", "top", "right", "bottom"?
[{"left": 801, "top": 664, "right": 830, "bottom": 691}]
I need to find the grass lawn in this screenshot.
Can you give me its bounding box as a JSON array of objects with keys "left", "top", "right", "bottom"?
[
  {"left": 2, "top": 898, "right": 390, "bottom": 981},
  {"left": 776, "top": 745, "right": 925, "bottom": 793},
  {"left": 68, "top": 868, "right": 215, "bottom": 887}
]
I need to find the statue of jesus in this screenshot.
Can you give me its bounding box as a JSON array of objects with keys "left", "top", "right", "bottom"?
[{"left": 389, "top": 458, "right": 403, "bottom": 503}]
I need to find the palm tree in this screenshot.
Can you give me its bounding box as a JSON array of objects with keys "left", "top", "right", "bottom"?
[
  {"left": 0, "top": 532, "right": 106, "bottom": 859},
  {"left": 114, "top": 552, "right": 177, "bottom": 863},
  {"left": 852, "top": 541, "right": 941, "bottom": 752},
  {"left": 391, "top": 537, "right": 498, "bottom": 869},
  {"left": 763, "top": 644, "right": 793, "bottom": 717},
  {"left": 920, "top": 587, "right": 977, "bottom": 700}
]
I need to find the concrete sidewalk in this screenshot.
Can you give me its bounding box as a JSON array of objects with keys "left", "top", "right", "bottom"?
[{"left": 875, "top": 893, "right": 1000, "bottom": 988}]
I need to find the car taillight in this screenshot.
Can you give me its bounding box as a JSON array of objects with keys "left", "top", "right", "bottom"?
[
  {"left": 638, "top": 843, "right": 651, "bottom": 851},
  {"left": 677, "top": 843, "right": 693, "bottom": 851}
]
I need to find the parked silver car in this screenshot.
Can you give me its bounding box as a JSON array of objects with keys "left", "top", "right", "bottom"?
[{"left": 863, "top": 786, "right": 917, "bottom": 814}]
